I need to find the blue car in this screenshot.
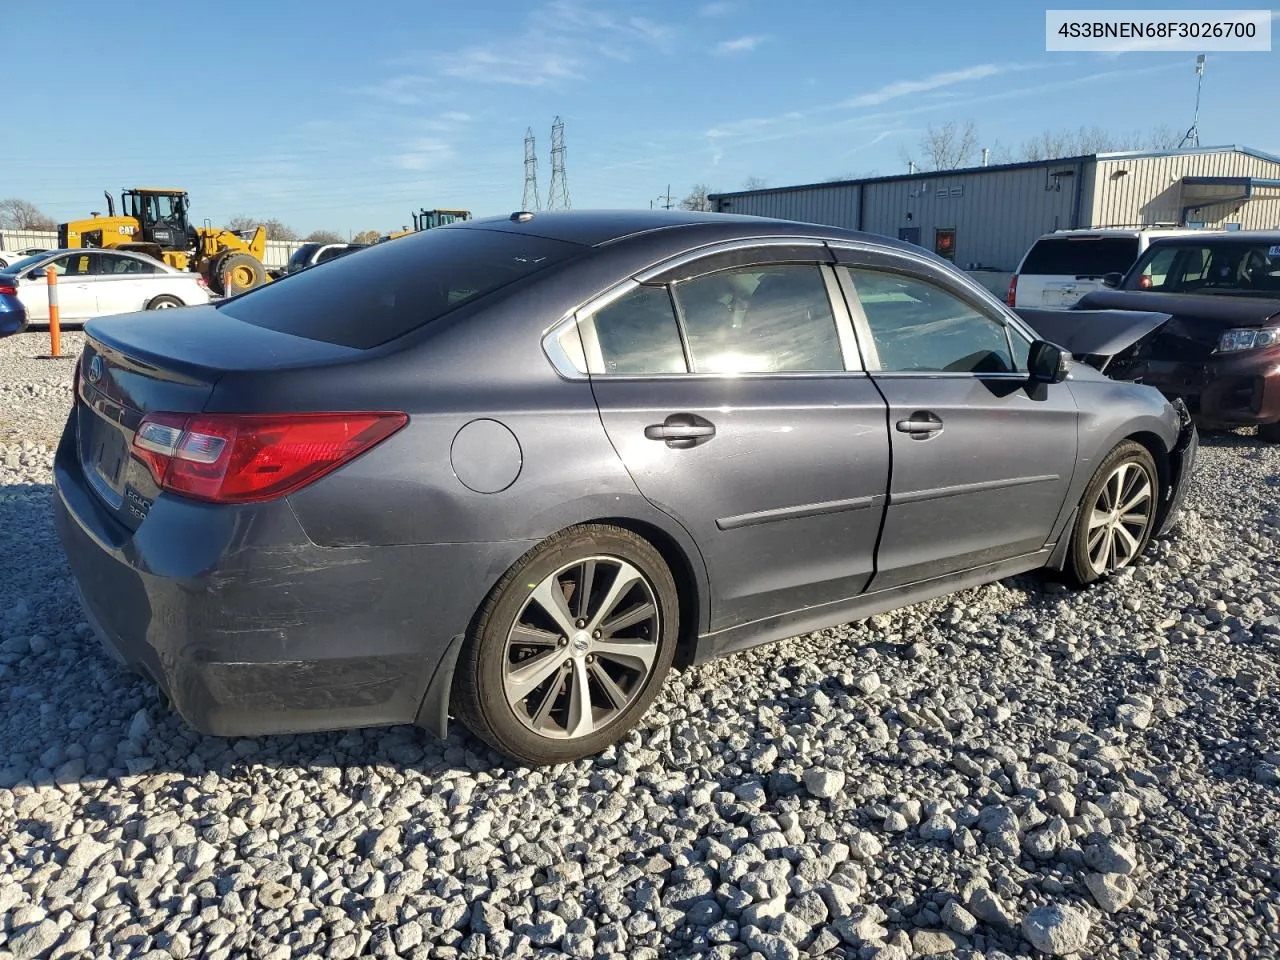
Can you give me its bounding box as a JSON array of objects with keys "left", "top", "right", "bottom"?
[{"left": 0, "top": 271, "right": 28, "bottom": 337}]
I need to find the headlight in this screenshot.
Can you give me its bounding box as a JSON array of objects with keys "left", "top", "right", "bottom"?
[{"left": 1216, "top": 327, "right": 1280, "bottom": 353}]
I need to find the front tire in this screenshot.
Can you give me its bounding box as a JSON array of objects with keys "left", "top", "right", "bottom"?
[
  {"left": 1064, "top": 440, "right": 1159, "bottom": 586},
  {"left": 452, "top": 524, "right": 679, "bottom": 765}
]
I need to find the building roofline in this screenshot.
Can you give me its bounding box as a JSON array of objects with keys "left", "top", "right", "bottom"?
[
  {"left": 708, "top": 145, "right": 1280, "bottom": 201},
  {"left": 710, "top": 154, "right": 1096, "bottom": 199}
]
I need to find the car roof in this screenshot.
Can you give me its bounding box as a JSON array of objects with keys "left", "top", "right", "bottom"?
[
  {"left": 15, "top": 247, "right": 174, "bottom": 268},
  {"left": 1143, "top": 230, "right": 1280, "bottom": 244},
  {"left": 450, "top": 208, "right": 916, "bottom": 253}
]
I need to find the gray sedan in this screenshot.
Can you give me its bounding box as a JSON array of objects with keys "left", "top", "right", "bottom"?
[{"left": 53, "top": 210, "right": 1197, "bottom": 765}]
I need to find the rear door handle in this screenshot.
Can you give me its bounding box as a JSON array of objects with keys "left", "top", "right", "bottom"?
[
  {"left": 895, "top": 411, "right": 943, "bottom": 438},
  {"left": 645, "top": 413, "right": 716, "bottom": 449}
]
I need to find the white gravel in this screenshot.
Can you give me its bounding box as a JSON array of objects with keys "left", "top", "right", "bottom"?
[{"left": 2, "top": 328, "right": 1279, "bottom": 960}]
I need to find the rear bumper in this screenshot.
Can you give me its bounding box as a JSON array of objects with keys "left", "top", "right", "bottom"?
[
  {"left": 1140, "top": 347, "right": 1280, "bottom": 429},
  {"left": 52, "top": 418, "right": 533, "bottom": 738}
]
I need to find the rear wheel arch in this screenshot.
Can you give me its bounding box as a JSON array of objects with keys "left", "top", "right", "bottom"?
[
  {"left": 417, "top": 514, "right": 707, "bottom": 743},
  {"left": 593, "top": 516, "right": 705, "bottom": 670}
]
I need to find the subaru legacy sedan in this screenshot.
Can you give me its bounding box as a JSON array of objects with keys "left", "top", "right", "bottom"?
[{"left": 53, "top": 210, "right": 1197, "bottom": 765}]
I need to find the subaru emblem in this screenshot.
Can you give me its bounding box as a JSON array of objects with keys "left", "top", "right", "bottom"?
[{"left": 87, "top": 355, "right": 103, "bottom": 383}]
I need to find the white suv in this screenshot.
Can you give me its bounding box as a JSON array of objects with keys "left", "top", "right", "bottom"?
[{"left": 1008, "top": 228, "right": 1203, "bottom": 309}]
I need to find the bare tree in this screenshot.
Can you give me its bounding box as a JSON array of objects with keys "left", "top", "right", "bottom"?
[
  {"left": 1017, "top": 124, "right": 1180, "bottom": 160},
  {"left": 304, "top": 230, "right": 344, "bottom": 244},
  {"left": 1145, "top": 124, "right": 1181, "bottom": 150},
  {"left": 351, "top": 229, "right": 381, "bottom": 244},
  {"left": 742, "top": 175, "right": 768, "bottom": 191},
  {"left": 679, "top": 184, "right": 715, "bottom": 212},
  {"left": 902, "top": 121, "right": 980, "bottom": 172},
  {"left": 224, "top": 215, "right": 297, "bottom": 241},
  {"left": 263, "top": 219, "right": 297, "bottom": 242},
  {"left": 0, "top": 198, "right": 56, "bottom": 230}
]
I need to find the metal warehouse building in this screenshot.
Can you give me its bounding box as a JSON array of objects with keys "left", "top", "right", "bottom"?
[{"left": 710, "top": 145, "right": 1280, "bottom": 281}]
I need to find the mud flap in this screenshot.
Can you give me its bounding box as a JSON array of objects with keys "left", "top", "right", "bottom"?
[{"left": 413, "top": 633, "right": 465, "bottom": 739}]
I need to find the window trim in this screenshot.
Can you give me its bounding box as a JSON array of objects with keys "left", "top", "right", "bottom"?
[
  {"left": 576, "top": 261, "right": 862, "bottom": 380},
  {"left": 838, "top": 263, "right": 1029, "bottom": 378}
]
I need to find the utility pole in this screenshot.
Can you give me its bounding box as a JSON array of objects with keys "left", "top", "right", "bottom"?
[
  {"left": 655, "top": 185, "right": 673, "bottom": 210},
  {"left": 1179, "top": 54, "right": 1206, "bottom": 149},
  {"left": 522, "top": 127, "right": 541, "bottom": 211},
  {"left": 547, "top": 116, "right": 571, "bottom": 211}
]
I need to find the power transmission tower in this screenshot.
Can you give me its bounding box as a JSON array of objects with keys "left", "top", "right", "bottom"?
[
  {"left": 547, "top": 116, "right": 571, "bottom": 211},
  {"left": 522, "top": 127, "right": 541, "bottom": 211},
  {"left": 1179, "top": 54, "right": 1206, "bottom": 149}
]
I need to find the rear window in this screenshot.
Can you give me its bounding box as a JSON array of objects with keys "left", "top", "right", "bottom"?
[
  {"left": 1019, "top": 237, "right": 1139, "bottom": 278},
  {"left": 220, "top": 228, "right": 583, "bottom": 349},
  {"left": 286, "top": 244, "right": 320, "bottom": 271}
]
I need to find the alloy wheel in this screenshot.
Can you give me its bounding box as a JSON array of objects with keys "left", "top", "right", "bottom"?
[
  {"left": 503, "top": 556, "right": 660, "bottom": 740},
  {"left": 1086, "top": 460, "right": 1154, "bottom": 575}
]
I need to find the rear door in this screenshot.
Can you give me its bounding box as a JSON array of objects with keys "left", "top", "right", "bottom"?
[
  {"left": 1015, "top": 235, "right": 1139, "bottom": 309},
  {"left": 93, "top": 252, "right": 164, "bottom": 315},
  {"left": 833, "top": 250, "right": 1080, "bottom": 589},
  {"left": 583, "top": 245, "right": 891, "bottom": 631}
]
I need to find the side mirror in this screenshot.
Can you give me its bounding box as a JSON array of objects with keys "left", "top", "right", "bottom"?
[
  {"left": 1101, "top": 272, "right": 1124, "bottom": 288},
  {"left": 1028, "top": 339, "right": 1070, "bottom": 384}
]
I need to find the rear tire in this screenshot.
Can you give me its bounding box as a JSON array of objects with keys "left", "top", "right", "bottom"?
[
  {"left": 452, "top": 524, "right": 679, "bottom": 765},
  {"left": 1064, "top": 440, "right": 1160, "bottom": 587},
  {"left": 146, "top": 295, "right": 183, "bottom": 310},
  {"left": 1258, "top": 421, "right": 1280, "bottom": 443}
]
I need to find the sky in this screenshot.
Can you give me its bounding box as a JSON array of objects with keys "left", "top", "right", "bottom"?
[{"left": 2, "top": 0, "right": 1278, "bottom": 237}]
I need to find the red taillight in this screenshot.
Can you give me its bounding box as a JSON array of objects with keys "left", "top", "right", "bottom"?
[
  {"left": 196, "top": 275, "right": 209, "bottom": 289},
  {"left": 1006, "top": 275, "right": 1018, "bottom": 307},
  {"left": 0, "top": 284, "right": 16, "bottom": 296},
  {"left": 131, "top": 411, "right": 408, "bottom": 504}
]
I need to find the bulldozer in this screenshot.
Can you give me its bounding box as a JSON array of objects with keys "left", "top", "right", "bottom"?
[
  {"left": 378, "top": 208, "right": 472, "bottom": 242},
  {"left": 58, "top": 188, "right": 270, "bottom": 296}
]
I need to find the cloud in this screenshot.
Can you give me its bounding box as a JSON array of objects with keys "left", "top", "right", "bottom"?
[
  {"left": 405, "top": 0, "right": 674, "bottom": 88},
  {"left": 390, "top": 138, "right": 453, "bottom": 171},
  {"left": 714, "top": 35, "right": 765, "bottom": 56},
  {"left": 699, "top": 1, "right": 733, "bottom": 15},
  {"left": 842, "top": 63, "right": 1009, "bottom": 108},
  {"left": 440, "top": 111, "right": 472, "bottom": 123}
]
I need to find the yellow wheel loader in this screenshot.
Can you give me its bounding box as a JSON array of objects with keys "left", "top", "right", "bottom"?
[{"left": 58, "top": 189, "right": 270, "bottom": 296}]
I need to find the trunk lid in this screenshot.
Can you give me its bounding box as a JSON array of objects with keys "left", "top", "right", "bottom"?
[{"left": 76, "top": 307, "right": 366, "bottom": 530}]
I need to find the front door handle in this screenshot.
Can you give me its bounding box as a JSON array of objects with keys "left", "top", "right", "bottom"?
[
  {"left": 895, "top": 411, "right": 943, "bottom": 438},
  {"left": 644, "top": 413, "right": 716, "bottom": 449}
]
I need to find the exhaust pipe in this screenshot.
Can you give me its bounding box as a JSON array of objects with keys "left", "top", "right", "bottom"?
[{"left": 104, "top": 191, "right": 116, "bottom": 218}]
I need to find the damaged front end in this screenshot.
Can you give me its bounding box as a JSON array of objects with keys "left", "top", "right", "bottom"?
[{"left": 1015, "top": 307, "right": 1173, "bottom": 380}]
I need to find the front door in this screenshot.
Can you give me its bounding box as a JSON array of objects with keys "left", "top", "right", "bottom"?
[
  {"left": 583, "top": 259, "right": 891, "bottom": 631},
  {"left": 836, "top": 262, "right": 1081, "bottom": 590}
]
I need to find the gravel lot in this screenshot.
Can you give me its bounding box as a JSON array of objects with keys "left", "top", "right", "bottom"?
[{"left": 1, "top": 328, "right": 1278, "bottom": 960}]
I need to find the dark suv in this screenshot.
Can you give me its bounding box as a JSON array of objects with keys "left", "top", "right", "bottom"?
[
  {"left": 1075, "top": 232, "right": 1280, "bottom": 442},
  {"left": 284, "top": 242, "right": 368, "bottom": 276}
]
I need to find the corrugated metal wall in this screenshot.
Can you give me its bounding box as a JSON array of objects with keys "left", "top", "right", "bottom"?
[
  {"left": 714, "top": 184, "right": 861, "bottom": 228},
  {"left": 0, "top": 230, "right": 303, "bottom": 267},
  {"left": 715, "top": 164, "right": 1085, "bottom": 272},
  {"left": 860, "top": 164, "right": 1082, "bottom": 271},
  {"left": 1091, "top": 151, "right": 1280, "bottom": 228}
]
